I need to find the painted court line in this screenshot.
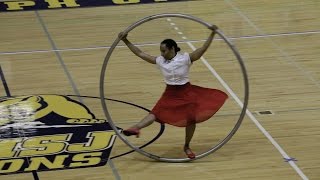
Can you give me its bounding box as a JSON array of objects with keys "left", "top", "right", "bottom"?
[
  {"left": 166, "top": 17, "right": 308, "bottom": 180},
  {"left": 0, "top": 30, "right": 319, "bottom": 55},
  {"left": 224, "top": 0, "right": 320, "bottom": 90}
]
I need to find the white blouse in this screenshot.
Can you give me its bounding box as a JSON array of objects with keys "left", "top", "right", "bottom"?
[{"left": 156, "top": 52, "right": 192, "bottom": 85}]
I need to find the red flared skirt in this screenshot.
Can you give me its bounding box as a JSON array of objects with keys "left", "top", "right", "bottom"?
[{"left": 151, "top": 82, "right": 228, "bottom": 127}]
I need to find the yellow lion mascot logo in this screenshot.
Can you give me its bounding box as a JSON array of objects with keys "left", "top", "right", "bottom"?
[{"left": 0, "top": 95, "right": 95, "bottom": 127}]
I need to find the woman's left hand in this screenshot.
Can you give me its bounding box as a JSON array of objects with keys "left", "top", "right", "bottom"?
[{"left": 118, "top": 32, "right": 128, "bottom": 40}]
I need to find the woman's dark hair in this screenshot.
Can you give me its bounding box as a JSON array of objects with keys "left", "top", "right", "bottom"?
[{"left": 161, "top": 39, "right": 181, "bottom": 53}]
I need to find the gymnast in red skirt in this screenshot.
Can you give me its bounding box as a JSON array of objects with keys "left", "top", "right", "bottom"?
[{"left": 119, "top": 25, "right": 228, "bottom": 159}]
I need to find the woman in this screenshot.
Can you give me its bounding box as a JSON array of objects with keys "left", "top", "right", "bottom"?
[{"left": 119, "top": 25, "right": 228, "bottom": 159}]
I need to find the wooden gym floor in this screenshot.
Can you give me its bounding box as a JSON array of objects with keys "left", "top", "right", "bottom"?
[{"left": 0, "top": 0, "right": 319, "bottom": 179}]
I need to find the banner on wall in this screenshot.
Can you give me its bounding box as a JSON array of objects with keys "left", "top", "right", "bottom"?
[{"left": 0, "top": 0, "right": 190, "bottom": 12}]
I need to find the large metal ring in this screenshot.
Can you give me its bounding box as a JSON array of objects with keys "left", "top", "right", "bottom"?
[{"left": 100, "top": 13, "right": 249, "bottom": 162}]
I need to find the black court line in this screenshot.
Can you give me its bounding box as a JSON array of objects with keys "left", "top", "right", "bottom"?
[
  {"left": 65, "top": 94, "right": 166, "bottom": 159},
  {"left": 0, "top": 64, "right": 40, "bottom": 180},
  {"left": 33, "top": 10, "right": 122, "bottom": 179},
  {"left": 34, "top": 11, "right": 82, "bottom": 103},
  {"left": 0, "top": 65, "right": 11, "bottom": 97}
]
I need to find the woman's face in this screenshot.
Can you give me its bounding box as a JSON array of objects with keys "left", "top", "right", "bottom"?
[{"left": 160, "top": 44, "right": 175, "bottom": 60}]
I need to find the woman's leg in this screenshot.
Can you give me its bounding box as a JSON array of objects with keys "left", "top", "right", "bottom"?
[
  {"left": 123, "top": 113, "right": 156, "bottom": 137},
  {"left": 184, "top": 123, "right": 196, "bottom": 147},
  {"left": 184, "top": 123, "right": 196, "bottom": 159},
  {"left": 132, "top": 113, "right": 156, "bottom": 129}
]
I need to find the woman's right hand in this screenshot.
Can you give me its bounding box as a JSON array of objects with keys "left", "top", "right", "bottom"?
[
  {"left": 118, "top": 32, "right": 128, "bottom": 40},
  {"left": 208, "top": 24, "right": 218, "bottom": 32}
]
